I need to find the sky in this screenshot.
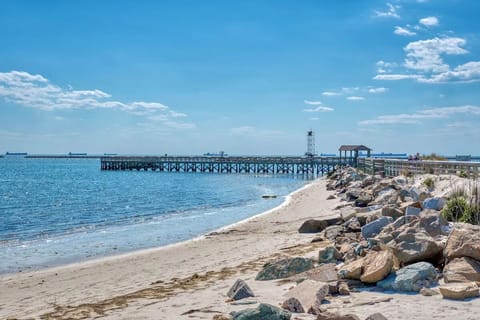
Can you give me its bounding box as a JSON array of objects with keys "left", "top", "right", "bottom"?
[{"left": 1, "top": 0, "right": 480, "bottom": 156}]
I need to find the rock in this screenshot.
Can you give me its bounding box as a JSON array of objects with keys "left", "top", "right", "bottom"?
[
  {"left": 444, "top": 257, "right": 480, "bottom": 284},
  {"left": 256, "top": 257, "right": 314, "bottom": 281},
  {"left": 365, "top": 313, "right": 388, "bottom": 320},
  {"left": 356, "top": 209, "right": 382, "bottom": 226},
  {"left": 283, "top": 280, "right": 329, "bottom": 314},
  {"left": 418, "top": 209, "right": 450, "bottom": 237},
  {"left": 327, "top": 195, "right": 336, "bottom": 200},
  {"left": 381, "top": 206, "right": 403, "bottom": 220},
  {"left": 377, "top": 262, "right": 437, "bottom": 292},
  {"left": 340, "top": 207, "right": 357, "bottom": 221},
  {"left": 232, "top": 303, "right": 291, "bottom": 320},
  {"left": 316, "top": 313, "right": 361, "bottom": 320},
  {"left": 299, "top": 217, "right": 342, "bottom": 233},
  {"left": 338, "top": 282, "right": 350, "bottom": 295},
  {"left": 405, "top": 206, "right": 421, "bottom": 216},
  {"left": 319, "top": 246, "right": 343, "bottom": 264},
  {"left": 289, "top": 263, "right": 338, "bottom": 283},
  {"left": 420, "top": 287, "right": 439, "bottom": 296},
  {"left": 409, "top": 187, "right": 429, "bottom": 202},
  {"left": 227, "top": 279, "right": 255, "bottom": 300},
  {"left": 344, "top": 217, "right": 361, "bottom": 232},
  {"left": 338, "top": 258, "right": 364, "bottom": 280},
  {"left": 354, "top": 196, "right": 372, "bottom": 208},
  {"left": 361, "top": 217, "right": 393, "bottom": 239},
  {"left": 387, "top": 228, "right": 442, "bottom": 264},
  {"left": 373, "top": 188, "right": 398, "bottom": 205},
  {"left": 281, "top": 297, "right": 304, "bottom": 313},
  {"left": 422, "top": 197, "right": 446, "bottom": 211},
  {"left": 213, "top": 315, "right": 232, "bottom": 320},
  {"left": 360, "top": 251, "right": 393, "bottom": 283},
  {"left": 339, "top": 243, "right": 357, "bottom": 263},
  {"left": 444, "top": 223, "right": 480, "bottom": 262},
  {"left": 344, "top": 188, "right": 362, "bottom": 201},
  {"left": 439, "top": 282, "right": 480, "bottom": 300},
  {"left": 320, "top": 225, "right": 345, "bottom": 241}
]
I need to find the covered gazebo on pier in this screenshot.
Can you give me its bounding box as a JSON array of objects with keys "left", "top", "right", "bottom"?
[{"left": 338, "top": 145, "right": 371, "bottom": 166}]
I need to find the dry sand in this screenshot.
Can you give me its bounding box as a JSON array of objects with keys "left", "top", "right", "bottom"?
[{"left": 1, "top": 177, "right": 480, "bottom": 320}]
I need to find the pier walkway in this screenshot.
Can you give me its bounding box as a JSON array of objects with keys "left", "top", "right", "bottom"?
[{"left": 100, "top": 156, "right": 353, "bottom": 175}]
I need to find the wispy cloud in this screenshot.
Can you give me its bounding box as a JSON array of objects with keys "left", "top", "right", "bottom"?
[
  {"left": 419, "top": 16, "right": 439, "bottom": 27},
  {"left": 303, "top": 106, "right": 334, "bottom": 112},
  {"left": 374, "top": 37, "right": 480, "bottom": 83},
  {"left": 376, "top": 60, "right": 398, "bottom": 74},
  {"left": 368, "top": 87, "right": 389, "bottom": 93},
  {"left": 374, "top": 3, "right": 400, "bottom": 19},
  {"left": 230, "top": 126, "right": 283, "bottom": 137},
  {"left": 346, "top": 96, "right": 365, "bottom": 101},
  {"left": 359, "top": 105, "right": 480, "bottom": 125},
  {"left": 394, "top": 26, "right": 416, "bottom": 36},
  {"left": 322, "top": 91, "right": 341, "bottom": 96},
  {"left": 304, "top": 100, "right": 322, "bottom": 105},
  {"left": 0, "top": 70, "right": 195, "bottom": 129}
]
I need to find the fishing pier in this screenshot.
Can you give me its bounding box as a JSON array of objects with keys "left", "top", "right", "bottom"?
[{"left": 100, "top": 156, "right": 353, "bottom": 175}]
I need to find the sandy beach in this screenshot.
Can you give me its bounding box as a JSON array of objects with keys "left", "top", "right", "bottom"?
[{"left": 2, "top": 176, "right": 480, "bottom": 320}]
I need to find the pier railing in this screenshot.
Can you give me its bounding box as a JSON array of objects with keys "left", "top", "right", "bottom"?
[
  {"left": 100, "top": 156, "right": 356, "bottom": 175},
  {"left": 357, "top": 158, "right": 480, "bottom": 178}
]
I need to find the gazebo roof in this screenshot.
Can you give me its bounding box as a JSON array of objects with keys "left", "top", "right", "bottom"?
[{"left": 339, "top": 145, "right": 372, "bottom": 152}]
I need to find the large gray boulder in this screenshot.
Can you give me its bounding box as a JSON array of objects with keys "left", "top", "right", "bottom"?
[
  {"left": 256, "top": 257, "right": 314, "bottom": 281},
  {"left": 422, "top": 197, "right": 446, "bottom": 211},
  {"left": 444, "top": 223, "right": 480, "bottom": 262},
  {"left": 298, "top": 217, "right": 341, "bottom": 233},
  {"left": 444, "top": 257, "right": 480, "bottom": 284},
  {"left": 377, "top": 261, "right": 437, "bottom": 292},
  {"left": 372, "top": 187, "right": 398, "bottom": 205},
  {"left": 232, "top": 303, "right": 291, "bottom": 320},
  {"left": 418, "top": 209, "right": 450, "bottom": 237},
  {"left": 387, "top": 227, "right": 443, "bottom": 264},
  {"left": 227, "top": 279, "right": 255, "bottom": 300},
  {"left": 361, "top": 216, "right": 393, "bottom": 239}
]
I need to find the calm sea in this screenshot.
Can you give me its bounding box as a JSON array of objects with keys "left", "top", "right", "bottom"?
[{"left": 0, "top": 157, "right": 307, "bottom": 274}]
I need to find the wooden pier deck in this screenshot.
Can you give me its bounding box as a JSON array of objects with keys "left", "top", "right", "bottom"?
[{"left": 100, "top": 156, "right": 353, "bottom": 175}]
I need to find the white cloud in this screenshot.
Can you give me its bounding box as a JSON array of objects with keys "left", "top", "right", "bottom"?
[
  {"left": 304, "top": 100, "right": 322, "bottom": 105},
  {"left": 230, "top": 126, "right": 283, "bottom": 137},
  {"left": 359, "top": 105, "right": 480, "bottom": 125},
  {"left": 374, "top": 37, "right": 480, "bottom": 83},
  {"left": 303, "top": 106, "right": 334, "bottom": 112},
  {"left": 404, "top": 37, "right": 468, "bottom": 73},
  {"left": 368, "top": 87, "right": 389, "bottom": 93},
  {"left": 322, "top": 91, "right": 341, "bottom": 96},
  {"left": 0, "top": 70, "right": 193, "bottom": 128},
  {"left": 419, "top": 16, "right": 439, "bottom": 27},
  {"left": 346, "top": 96, "right": 365, "bottom": 101},
  {"left": 394, "top": 26, "right": 416, "bottom": 36},
  {"left": 374, "top": 3, "right": 400, "bottom": 19},
  {"left": 376, "top": 60, "right": 398, "bottom": 74}
]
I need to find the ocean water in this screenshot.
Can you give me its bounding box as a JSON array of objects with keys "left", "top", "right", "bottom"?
[{"left": 0, "top": 157, "right": 307, "bottom": 274}]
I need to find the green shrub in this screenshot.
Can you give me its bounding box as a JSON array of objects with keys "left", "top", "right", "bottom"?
[
  {"left": 441, "top": 183, "right": 480, "bottom": 224},
  {"left": 458, "top": 171, "right": 468, "bottom": 178},
  {"left": 423, "top": 177, "right": 434, "bottom": 189},
  {"left": 421, "top": 153, "right": 448, "bottom": 161},
  {"left": 441, "top": 196, "right": 469, "bottom": 222}
]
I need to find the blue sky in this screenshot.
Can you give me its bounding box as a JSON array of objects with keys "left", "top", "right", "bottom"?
[{"left": 1, "top": 0, "right": 479, "bottom": 155}]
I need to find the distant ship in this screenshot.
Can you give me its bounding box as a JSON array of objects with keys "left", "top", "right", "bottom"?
[
  {"left": 104, "top": 153, "right": 118, "bottom": 156},
  {"left": 203, "top": 151, "right": 227, "bottom": 157},
  {"left": 5, "top": 152, "right": 28, "bottom": 156},
  {"left": 68, "top": 152, "right": 87, "bottom": 156}
]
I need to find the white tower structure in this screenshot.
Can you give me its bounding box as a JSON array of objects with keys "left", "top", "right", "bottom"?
[{"left": 306, "top": 130, "right": 315, "bottom": 157}]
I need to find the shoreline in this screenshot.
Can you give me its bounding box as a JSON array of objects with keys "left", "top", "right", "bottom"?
[
  {"left": 0, "top": 176, "right": 309, "bottom": 277},
  {"left": 0, "top": 176, "right": 338, "bottom": 319}
]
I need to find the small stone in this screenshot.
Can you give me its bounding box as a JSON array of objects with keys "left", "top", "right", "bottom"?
[
  {"left": 420, "top": 287, "right": 439, "bottom": 296},
  {"left": 227, "top": 279, "right": 255, "bottom": 300},
  {"left": 319, "top": 246, "right": 342, "bottom": 264},
  {"left": 327, "top": 195, "right": 336, "bottom": 200},
  {"left": 365, "top": 313, "right": 388, "bottom": 320},
  {"left": 281, "top": 297, "right": 304, "bottom": 313},
  {"left": 338, "top": 282, "right": 350, "bottom": 295}
]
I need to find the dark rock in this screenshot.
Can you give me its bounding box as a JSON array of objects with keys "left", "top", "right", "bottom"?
[
  {"left": 281, "top": 297, "right": 304, "bottom": 313},
  {"left": 232, "top": 303, "right": 291, "bottom": 320},
  {"left": 405, "top": 206, "right": 421, "bottom": 216},
  {"left": 256, "top": 257, "right": 314, "bottom": 281},
  {"left": 327, "top": 195, "right": 336, "bottom": 200},
  {"left": 299, "top": 217, "right": 342, "bottom": 233},
  {"left": 354, "top": 196, "right": 372, "bottom": 208},
  {"left": 227, "top": 279, "right": 255, "bottom": 300},
  {"left": 381, "top": 206, "right": 403, "bottom": 220},
  {"left": 344, "top": 217, "right": 361, "bottom": 232},
  {"left": 377, "top": 262, "right": 437, "bottom": 292},
  {"left": 365, "top": 313, "right": 388, "bottom": 320},
  {"left": 319, "top": 246, "right": 342, "bottom": 264},
  {"left": 320, "top": 225, "right": 345, "bottom": 241}
]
